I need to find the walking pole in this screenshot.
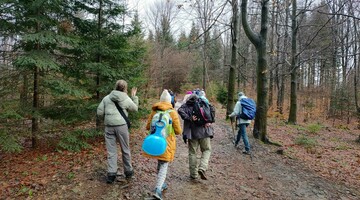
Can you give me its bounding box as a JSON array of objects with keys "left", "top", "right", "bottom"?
[
  {"left": 230, "top": 116, "right": 236, "bottom": 143},
  {"left": 248, "top": 125, "right": 253, "bottom": 161}
]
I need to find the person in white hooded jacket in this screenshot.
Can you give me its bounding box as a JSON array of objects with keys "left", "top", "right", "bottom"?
[
  {"left": 228, "top": 92, "right": 251, "bottom": 154},
  {"left": 97, "top": 80, "right": 139, "bottom": 183}
]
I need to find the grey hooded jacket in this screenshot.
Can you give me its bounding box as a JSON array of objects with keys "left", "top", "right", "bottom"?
[{"left": 97, "top": 90, "right": 139, "bottom": 126}]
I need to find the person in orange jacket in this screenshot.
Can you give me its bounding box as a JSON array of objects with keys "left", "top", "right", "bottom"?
[{"left": 143, "top": 89, "right": 182, "bottom": 200}]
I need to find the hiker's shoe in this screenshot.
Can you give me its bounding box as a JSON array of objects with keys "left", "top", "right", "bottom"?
[
  {"left": 235, "top": 143, "right": 241, "bottom": 149},
  {"left": 125, "top": 170, "right": 134, "bottom": 179},
  {"left": 198, "top": 170, "right": 207, "bottom": 180},
  {"left": 161, "top": 183, "right": 168, "bottom": 191},
  {"left": 106, "top": 175, "right": 116, "bottom": 184},
  {"left": 242, "top": 150, "right": 251, "bottom": 155},
  {"left": 189, "top": 176, "right": 201, "bottom": 183},
  {"left": 153, "top": 188, "right": 163, "bottom": 200}
]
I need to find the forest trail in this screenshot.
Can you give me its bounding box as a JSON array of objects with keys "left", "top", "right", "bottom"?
[{"left": 2, "top": 101, "right": 360, "bottom": 200}]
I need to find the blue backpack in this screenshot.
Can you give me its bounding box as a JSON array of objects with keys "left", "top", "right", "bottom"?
[
  {"left": 239, "top": 98, "right": 256, "bottom": 120},
  {"left": 142, "top": 110, "right": 173, "bottom": 156}
]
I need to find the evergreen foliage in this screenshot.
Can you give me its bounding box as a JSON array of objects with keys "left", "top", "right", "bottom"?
[
  {"left": 57, "top": 129, "right": 102, "bottom": 152},
  {"left": 217, "top": 85, "right": 228, "bottom": 106},
  {"left": 0, "top": 130, "right": 23, "bottom": 153},
  {"left": 0, "top": 0, "right": 147, "bottom": 148}
]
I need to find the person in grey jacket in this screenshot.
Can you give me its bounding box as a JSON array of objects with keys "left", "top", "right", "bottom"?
[
  {"left": 229, "top": 92, "right": 251, "bottom": 154},
  {"left": 178, "top": 94, "right": 214, "bottom": 180},
  {"left": 97, "top": 80, "right": 139, "bottom": 184}
]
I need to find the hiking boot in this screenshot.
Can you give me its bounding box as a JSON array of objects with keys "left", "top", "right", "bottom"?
[
  {"left": 234, "top": 142, "right": 239, "bottom": 148},
  {"left": 106, "top": 175, "right": 116, "bottom": 184},
  {"left": 242, "top": 150, "right": 251, "bottom": 155},
  {"left": 161, "top": 183, "right": 168, "bottom": 191},
  {"left": 198, "top": 170, "right": 207, "bottom": 180},
  {"left": 125, "top": 170, "right": 134, "bottom": 179},
  {"left": 153, "top": 188, "right": 163, "bottom": 200}
]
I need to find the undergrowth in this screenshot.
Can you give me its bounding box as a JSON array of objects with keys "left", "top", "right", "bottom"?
[
  {"left": 57, "top": 129, "right": 102, "bottom": 152},
  {"left": 306, "top": 123, "right": 323, "bottom": 134},
  {"left": 0, "top": 129, "right": 23, "bottom": 153},
  {"left": 295, "top": 135, "right": 318, "bottom": 149}
]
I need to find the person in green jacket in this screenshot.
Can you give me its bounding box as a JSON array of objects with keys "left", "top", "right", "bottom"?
[{"left": 97, "top": 80, "right": 139, "bottom": 184}]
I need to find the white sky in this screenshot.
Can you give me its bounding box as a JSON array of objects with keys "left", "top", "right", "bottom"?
[{"left": 126, "top": 0, "right": 194, "bottom": 39}]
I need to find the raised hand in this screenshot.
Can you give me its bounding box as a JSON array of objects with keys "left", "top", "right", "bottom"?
[{"left": 131, "top": 87, "right": 137, "bottom": 97}]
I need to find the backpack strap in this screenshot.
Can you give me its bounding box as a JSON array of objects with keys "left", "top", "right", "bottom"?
[{"left": 158, "top": 113, "right": 164, "bottom": 122}]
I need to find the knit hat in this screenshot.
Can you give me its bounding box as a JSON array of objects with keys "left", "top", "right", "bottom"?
[
  {"left": 186, "top": 91, "right": 192, "bottom": 94},
  {"left": 160, "top": 89, "right": 172, "bottom": 103},
  {"left": 199, "top": 90, "right": 206, "bottom": 97}
]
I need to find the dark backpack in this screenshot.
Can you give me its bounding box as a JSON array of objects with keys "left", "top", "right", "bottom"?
[
  {"left": 239, "top": 98, "right": 256, "bottom": 120},
  {"left": 192, "top": 98, "right": 215, "bottom": 125}
]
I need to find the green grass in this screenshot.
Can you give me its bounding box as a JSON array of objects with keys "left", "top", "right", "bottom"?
[
  {"left": 335, "top": 144, "right": 350, "bottom": 150},
  {"left": 67, "top": 172, "right": 75, "bottom": 180},
  {"left": 306, "top": 123, "right": 323, "bottom": 134},
  {"left": 295, "top": 135, "right": 318, "bottom": 149},
  {"left": 289, "top": 124, "right": 307, "bottom": 132}
]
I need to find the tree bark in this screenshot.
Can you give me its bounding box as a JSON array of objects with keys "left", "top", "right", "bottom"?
[
  {"left": 31, "top": 10, "right": 41, "bottom": 148},
  {"left": 96, "top": 0, "right": 103, "bottom": 131},
  {"left": 226, "top": 0, "right": 239, "bottom": 117},
  {"left": 241, "top": 0, "right": 269, "bottom": 142},
  {"left": 277, "top": 0, "right": 289, "bottom": 114},
  {"left": 268, "top": 0, "right": 278, "bottom": 109},
  {"left": 288, "top": 0, "right": 297, "bottom": 124}
]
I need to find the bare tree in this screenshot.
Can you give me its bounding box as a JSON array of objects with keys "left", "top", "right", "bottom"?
[
  {"left": 241, "top": 0, "right": 270, "bottom": 142},
  {"left": 288, "top": 0, "right": 298, "bottom": 124},
  {"left": 146, "top": 0, "right": 179, "bottom": 91},
  {"left": 192, "top": 0, "right": 227, "bottom": 91},
  {"left": 226, "top": 0, "right": 239, "bottom": 117}
]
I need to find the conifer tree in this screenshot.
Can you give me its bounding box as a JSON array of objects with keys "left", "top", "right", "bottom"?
[{"left": 10, "top": 0, "right": 75, "bottom": 147}]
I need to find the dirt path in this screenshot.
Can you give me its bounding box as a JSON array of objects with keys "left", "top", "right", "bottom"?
[
  {"left": 14, "top": 102, "right": 359, "bottom": 200},
  {"left": 0, "top": 101, "right": 352, "bottom": 200}
]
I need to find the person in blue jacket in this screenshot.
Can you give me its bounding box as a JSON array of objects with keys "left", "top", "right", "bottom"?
[{"left": 228, "top": 92, "right": 251, "bottom": 155}]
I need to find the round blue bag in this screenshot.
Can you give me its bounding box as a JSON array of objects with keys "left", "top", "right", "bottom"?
[{"left": 142, "top": 120, "right": 167, "bottom": 156}]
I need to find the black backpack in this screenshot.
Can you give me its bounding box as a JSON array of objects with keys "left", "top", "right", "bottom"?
[{"left": 192, "top": 98, "right": 215, "bottom": 125}]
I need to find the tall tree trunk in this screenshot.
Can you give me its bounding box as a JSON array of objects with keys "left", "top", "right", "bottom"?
[
  {"left": 31, "top": 12, "right": 41, "bottom": 148},
  {"left": 226, "top": 0, "right": 239, "bottom": 117},
  {"left": 202, "top": 48, "right": 207, "bottom": 91},
  {"left": 351, "top": 3, "right": 360, "bottom": 129},
  {"left": 96, "top": 0, "right": 103, "bottom": 100},
  {"left": 241, "top": 0, "right": 269, "bottom": 142},
  {"left": 268, "top": 0, "right": 278, "bottom": 109},
  {"left": 288, "top": 0, "right": 297, "bottom": 124},
  {"left": 277, "top": 0, "right": 289, "bottom": 114},
  {"left": 96, "top": 0, "right": 103, "bottom": 130},
  {"left": 329, "top": 4, "right": 340, "bottom": 117},
  {"left": 32, "top": 65, "right": 39, "bottom": 148},
  {"left": 20, "top": 71, "right": 29, "bottom": 107}
]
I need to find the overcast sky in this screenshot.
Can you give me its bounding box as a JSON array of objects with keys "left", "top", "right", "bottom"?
[{"left": 126, "top": 0, "right": 194, "bottom": 39}]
